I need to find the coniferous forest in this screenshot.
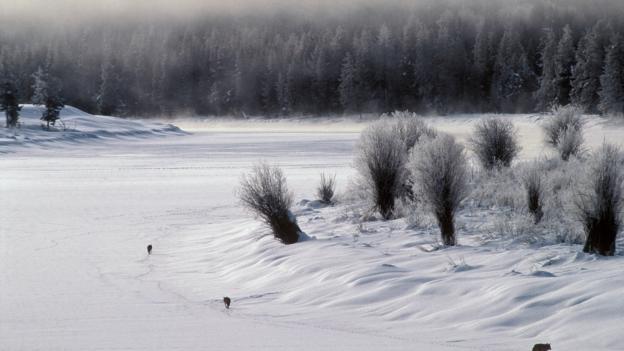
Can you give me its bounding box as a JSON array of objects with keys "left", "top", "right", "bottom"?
[{"left": 1, "top": 0, "right": 624, "bottom": 117}]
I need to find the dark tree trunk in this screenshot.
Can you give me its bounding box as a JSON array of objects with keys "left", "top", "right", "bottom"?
[
  {"left": 375, "top": 173, "right": 397, "bottom": 220},
  {"left": 270, "top": 214, "right": 301, "bottom": 245},
  {"left": 437, "top": 209, "right": 456, "bottom": 246},
  {"left": 527, "top": 190, "right": 543, "bottom": 224},
  {"left": 583, "top": 215, "right": 618, "bottom": 256}
]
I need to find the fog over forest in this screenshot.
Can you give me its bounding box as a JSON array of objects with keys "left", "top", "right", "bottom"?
[{"left": 1, "top": 0, "right": 624, "bottom": 117}]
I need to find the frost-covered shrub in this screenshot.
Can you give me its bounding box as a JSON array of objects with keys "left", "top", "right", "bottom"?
[
  {"left": 557, "top": 126, "right": 584, "bottom": 161},
  {"left": 410, "top": 134, "right": 468, "bottom": 246},
  {"left": 469, "top": 157, "right": 585, "bottom": 245},
  {"left": 386, "top": 111, "right": 437, "bottom": 151},
  {"left": 238, "top": 163, "right": 302, "bottom": 244},
  {"left": 522, "top": 164, "right": 544, "bottom": 224},
  {"left": 576, "top": 143, "right": 624, "bottom": 256},
  {"left": 469, "top": 118, "right": 520, "bottom": 170},
  {"left": 356, "top": 120, "right": 407, "bottom": 219},
  {"left": 383, "top": 112, "right": 438, "bottom": 201},
  {"left": 317, "top": 172, "right": 336, "bottom": 204},
  {"left": 543, "top": 105, "right": 585, "bottom": 161},
  {"left": 394, "top": 197, "right": 433, "bottom": 229},
  {"left": 469, "top": 166, "right": 524, "bottom": 211}
]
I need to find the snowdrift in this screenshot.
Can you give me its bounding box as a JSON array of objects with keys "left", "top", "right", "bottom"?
[
  {"left": 0, "top": 105, "right": 184, "bottom": 152},
  {"left": 153, "top": 197, "right": 624, "bottom": 351}
]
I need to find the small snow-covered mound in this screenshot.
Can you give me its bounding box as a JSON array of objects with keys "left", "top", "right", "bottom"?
[{"left": 0, "top": 105, "right": 185, "bottom": 152}]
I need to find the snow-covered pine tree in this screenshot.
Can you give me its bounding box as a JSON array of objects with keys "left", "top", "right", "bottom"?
[
  {"left": 472, "top": 20, "right": 493, "bottom": 110},
  {"left": 275, "top": 66, "right": 293, "bottom": 115},
  {"left": 413, "top": 23, "right": 436, "bottom": 111},
  {"left": 1, "top": 81, "right": 21, "bottom": 128},
  {"left": 398, "top": 16, "right": 417, "bottom": 108},
  {"left": 260, "top": 60, "right": 276, "bottom": 115},
  {"left": 339, "top": 53, "right": 359, "bottom": 113},
  {"left": 535, "top": 29, "right": 558, "bottom": 111},
  {"left": 555, "top": 25, "right": 575, "bottom": 106},
  {"left": 353, "top": 29, "right": 374, "bottom": 111},
  {"left": 571, "top": 21, "right": 610, "bottom": 113},
  {"left": 208, "top": 81, "right": 222, "bottom": 116},
  {"left": 97, "top": 55, "right": 124, "bottom": 116},
  {"left": 375, "top": 23, "right": 395, "bottom": 111},
  {"left": 31, "top": 66, "right": 50, "bottom": 105},
  {"left": 599, "top": 32, "right": 624, "bottom": 115},
  {"left": 311, "top": 44, "right": 329, "bottom": 112},
  {"left": 491, "top": 26, "right": 535, "bottom": 112},
  {"left": 41, "top": 95, "right": 64, "bottom": 129},
  {"left": 435, "top": 10, "right": 467, "bottom": 112}
]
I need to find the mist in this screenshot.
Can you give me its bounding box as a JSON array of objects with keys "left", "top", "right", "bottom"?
[{"left": 0, "top": 0, "right": 417, "bottom": 22}]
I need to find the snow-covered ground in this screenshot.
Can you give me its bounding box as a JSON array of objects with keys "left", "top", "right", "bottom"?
[
  {"left": 0, "top": 105, "right": 184, "bottom": 152},
  {"left": 2, "top": 109, "right": 624, "bottom": 350}
]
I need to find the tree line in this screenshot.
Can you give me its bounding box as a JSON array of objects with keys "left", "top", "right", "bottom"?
[{"left": 0, "top": 0, "right": 623, "bottom": 117}]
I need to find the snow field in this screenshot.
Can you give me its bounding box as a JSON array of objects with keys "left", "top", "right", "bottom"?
[
  {"left": 2, "top": 110, "right": 624, "bottom": 350},
  {"left": 0, "top": 105, "right": 184, "bottom": 152}
]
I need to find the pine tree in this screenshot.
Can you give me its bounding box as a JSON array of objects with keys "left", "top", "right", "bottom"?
[
  {"left": 339, "top": 53, "right": 359, "bottom": 112},
  {"left": 275, "top": 66, "right": 293, "bottom": 115},
  {"left": 472, "top": 20, "right": 493, "bottom": 109},
  {"left": 555, "top": 25, "right": 575, "bottom": 106},
  {"left": 435, "top": 10, "right": 467, "bottom": 112},
  {"left": 31, "top": 66, "right": 50, "bottom": 105},
  {"left": 151, "top": 53, "right": 168, "bottom": 115},
  {"left": 398, "top": 16, "right": 417, "bottom": 109},
  {"left": 413, "top": 23, "right": 436, "bottom": 111},
  {"left": 375, "top": 24, "right": 394, "bottom": 111},
  {"left": 353, "top": 29, "right": 375, "bottom": 111},
  {"left": 571, "top": 21, "right": 610, "bottom": 113},
  {"left": 311, "top": 44, "right": 328, "bottom": 112},
  {"left": 97, "top": 56, "right": 124, "bottom": 116},
  {"left": 535, "top": 29, "right": 558, "bottom": 111},
  {"left": 41, "top": 95, "right": 64, "bottom": 129},
  {"left": 260, "top": 72, "right": 275, "bottom": 115},
  {"left": 492, "top": 26, "right": 536, "bottom": 112},
  {"left": 1, "top": 82, "right": 21, "bottom": 128},
  {"left": 208, "top": 81, "right": 222, "bottom": 115},
  {"left": 599, "top": 33, "right": 624, "bottom": 115}
]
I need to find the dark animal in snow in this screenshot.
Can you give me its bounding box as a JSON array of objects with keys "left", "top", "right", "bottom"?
[{"left": 532, "top": 343, "right": 551, "bottom": 351}]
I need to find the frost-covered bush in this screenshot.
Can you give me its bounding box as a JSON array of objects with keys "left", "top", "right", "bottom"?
[
  {"left": 356, "top": 120, "right": 407, "bottom": 219},
  {"left": 238, "top": 163, "right": 302, "bottom": 244},
  {"left": 386, "top": 111, "right": 437, "bottom": 151},
  {"left": 410, "top": 135, "right": 468, "bottom": 246},
  {"left": 317, "top": 172, "right": 336, "bottom": 204},
  {"left": 469, "top": 165, "right": 524, "bottom": 210},
  {"left": 469, "top": 157, "right": 585, "bottom": 245},
  {"left": 543, "top": 105, "right": 585, "bottom": 161},
  {"left": 522, "top": 164, "right": 544, "bottom": 224},
  {"left": 469, "top": 118, "right": 520, "bottom": 170},
  {"left": 386, "top": 112, "right": 437, "bottom": 200},
  {"left": 394, "top": 197, "right": 434, "bottom": 229},
  {"left": 576, "top": 143, "right": 624, "bottom": 256},
  {"left": 557, "top": 126, "right": 584, "bottom": 161}
]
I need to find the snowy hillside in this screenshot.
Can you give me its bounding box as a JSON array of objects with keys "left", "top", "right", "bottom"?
[{"left": 0, "top": 105, "right": 184, "bottom": 152}]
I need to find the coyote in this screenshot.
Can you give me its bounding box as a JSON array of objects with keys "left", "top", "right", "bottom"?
[
  {"left": 223, "top": 297, "right": 231, "bottom": 309},
  {"left": 532, "top": 344, "right": 551, "bottom": 351}
]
